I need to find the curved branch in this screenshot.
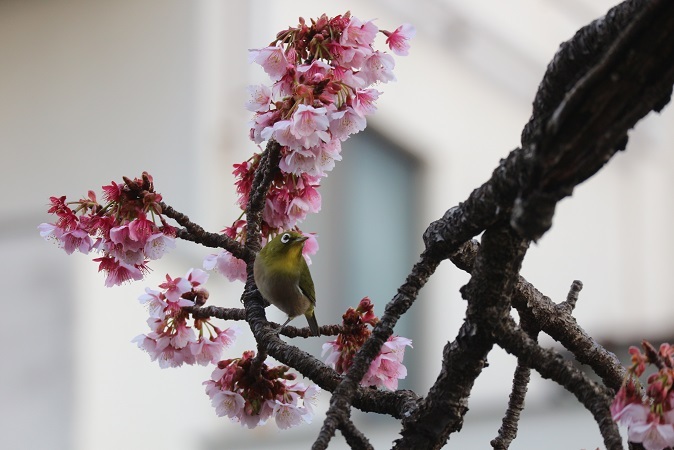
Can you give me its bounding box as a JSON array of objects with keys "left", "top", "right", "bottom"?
[
  {"left": 513, "top": 0, "right": 674, "bottom": 239},
  {"left": 160, "top": 202, "right": 253, "bottom": 262},
  {"left": 494, "top": 320, "right": 623, "bottom": 450}
]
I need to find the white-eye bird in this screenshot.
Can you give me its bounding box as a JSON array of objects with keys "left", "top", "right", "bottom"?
[{"left": 253, "top": 231, "right": 320, "bottom": 336}]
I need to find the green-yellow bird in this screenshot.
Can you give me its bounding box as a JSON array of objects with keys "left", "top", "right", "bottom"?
[{"left": 253, "top": 230, "right": 320, "bottom": 336}]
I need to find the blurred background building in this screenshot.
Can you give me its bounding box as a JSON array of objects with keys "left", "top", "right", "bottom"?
[{"left": 2, "top": 0, "right": 673, "bottom": 448}]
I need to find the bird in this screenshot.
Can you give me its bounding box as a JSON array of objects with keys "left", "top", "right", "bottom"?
[{"left": 253, "top": 230, "right": 320, "bottom": 336}]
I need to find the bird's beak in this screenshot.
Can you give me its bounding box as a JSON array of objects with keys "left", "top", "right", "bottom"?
[{"left": 297, "top": 235, "right": 309, "bottom": 243}]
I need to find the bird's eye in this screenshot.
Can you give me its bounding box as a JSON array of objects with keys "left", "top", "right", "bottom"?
[{"left": 281, "top": 233, "right": 291, "bottom": 244}]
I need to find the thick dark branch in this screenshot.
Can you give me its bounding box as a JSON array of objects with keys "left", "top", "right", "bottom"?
[
  {"left": 521, "top": 0, "right": 648, "bottom": 145},
  {"left": 395, "top": 224, "right": 529, "bottom": 450},
  {"left": 513, "top": 0, "right": 674, "bottom": 239},
  {"left": 422, "top": 148, "right": 523, "bottom": 260},
  {"left": 450, "top": 240, "right": 625, "bottom": 390},
  {"left": 244, "top": 140, "right": 282, "bottom": 253},
  {"left": 241, "top": 140, "right": 283, "bottom": 370},
  {"left": 160, "top": 202, "right": 253, "bottom": 262}
]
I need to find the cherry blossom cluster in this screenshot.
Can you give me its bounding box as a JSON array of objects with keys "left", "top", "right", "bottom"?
[
  {"left": 322, "top": 297, "right": 412, "bottom": 390},
  {"left": 209, "top": 12, "right": 415, "bottom": 281},
  {"left": 133, "top": 268, "right": 239, "bottom": 368},
  {"left": 611, "top": 341, "right": 674, "bottom": 450},
  {"left": 204, "top": 350, "right": 320, "bottom": 429},
  {"left": 38, "top": 172, "right": 176, "bottom": 287}
]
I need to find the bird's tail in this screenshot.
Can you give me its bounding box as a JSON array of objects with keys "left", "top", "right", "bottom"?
[{"left": 305, "top": 309, "right": 320, "bottom": 336}]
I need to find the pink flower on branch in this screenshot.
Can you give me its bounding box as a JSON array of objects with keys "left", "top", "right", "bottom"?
[
  {"left": 322, "top": 297, "right": 412, "bottom": 390},
  {"left": 204, "top": 351, "right": 319, "bottom": 429},
  {"left": 39, "top": 172, "right": 177, "bottom": 287},
  {"left": 612, "top": 341, "right": 674, "bottom": 450},
  {"left": 384, "top": 23, "right": 416, "bottom": 56},
  {"left": 134, "top": 269, "right": 238, "bottom": 368},
  {"left": 222, "top": 12, "right": 414, "bottom": 268}
]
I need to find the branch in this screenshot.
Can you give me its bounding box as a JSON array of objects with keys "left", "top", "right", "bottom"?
[
  {"left": 490, "top": 361, "right": 531, "bottom": 450},
  {"left": 491, "top": 307, "right": 541, "bottom": 450},
  {"left": 160, "top": 202, "right": 254, "bottom": 262},
  {"left": 513, "top": 0, "right": 674, "bottom": 239},
  {"left": 494, "top": 319, "right": 623, "bottom": 450},
  {"left": 186, "top": 305, "right": 247, "bottom": 321},
  {"left": 450, "top": 240, "right": 625, "bottom": 390}
]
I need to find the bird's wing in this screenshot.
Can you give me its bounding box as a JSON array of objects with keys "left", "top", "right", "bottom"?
[{"left": 298, "top": 257, "right": 316, "bottom": 305}]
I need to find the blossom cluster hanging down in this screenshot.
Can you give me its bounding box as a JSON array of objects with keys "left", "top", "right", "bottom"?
[
  {"left": 612, "top": 341, "right": 674, "bottom": 450},
  {"left": 322, "top": 297, "right": 412, "bottom": 390},
  {"left": 133, "top": 268, "right": 239, "bottom": 368},
  {"left": 38, "top": 172, "right": 176, "bottom": 287},
  {"left": 207, "top": 12, "right": 415, "bottom": 282},
  {"left": 204, "top": 350, "right": 320, "bottom": 429}
]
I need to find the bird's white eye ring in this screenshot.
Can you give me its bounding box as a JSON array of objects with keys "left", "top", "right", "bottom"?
[{"left": 281, "top": 233, "right": 291, "bottom": 244}]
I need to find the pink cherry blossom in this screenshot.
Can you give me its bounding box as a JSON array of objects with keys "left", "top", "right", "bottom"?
[
  {"left": 138, "top": 287, "right": 166, "bottom": 319},
  {"left": 143, "top": 232, "right": 175, "bottom": 260},
  {"left": 301, "top": 232, "right": 319, "bottom": 266},
  {"left": 385, "top": 24, "right": 416, "bottom": 56},
  {"left": 279, "top": 147, "right": 318, "bottom": 176},
  {"left": 158, "top": 274, "right": 192, "bottom": 303},
  {"left": 250, "top": 110, "right": 281, "bottom": 145},
  {"left": 328, "top": 107, "right": 367, "bottom": 141},
  {"left": 109, "top": 224, "right": 144, "bottom": 252},
  {"left": 290, "top": 105, "right": 330, "bottom": 148},
  {"left": 191, "top": 327, "right": 240, "bottom": 366},
  {"left": 248, "top": 45, "right": 289, "bottom": 81},
  {"left": 244, "top": 84, "right": 272, "bottom": 112},
  {"left": 628, "top": 418, "right": 674, "bottom": 450},
  {"left": 170, "top": 319, "right": 197, "bottom": 349},
  {"left": 262, "top": 119, "right": 305, "bottom": 151},
  {"left": 352, "top": 88, "right": 381, "bottom": 117},
  {"left": 203, "top": 250, "right": 247, "bottom": 283},
  {"left": 128, "top": 213, "right": 154, "bottom": 243},
  {"left": 41, "top": 172, "right": 177, "bottom": 287},
  {"left": 210, "top": 390, "right": 246, "bottom": 419},
  {"left": 94, "top": 256, "right": 144, "bottom": 287},
  {"left": 340, "top": 17, "right": 378, "bottom": 48},
  {"left": 362, "top": 336, "right": 413, "bottom": 390},
  {"left": 273, "top": 400, "right": 306, "bottom": 430},
  {"left": 225, "top": 13, "right": 413, "bottom": 285},
  {"left": 301, "top": 384, "right": 320, "bottom": 416},
  {"left": 186, "top": 267, "right": 209, "bottom": 287},
  {"left": 296, "top": 60, "right": 332, "bottom": 81},
  {"left": 204, "top": 351, "right": 318, "bottom": 429},
  {"left": 361, "top": 51, "right": 397, "bottom": 85},
  {"left": 61, "top": 227, "right": 93, "bottom": 255}
]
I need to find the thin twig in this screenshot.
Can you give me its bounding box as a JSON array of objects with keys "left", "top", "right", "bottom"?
[{"left": 490, "top": 361, "right": 531, "bottom": 450}]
